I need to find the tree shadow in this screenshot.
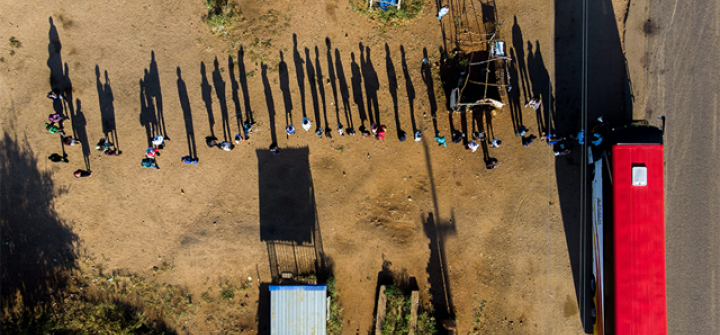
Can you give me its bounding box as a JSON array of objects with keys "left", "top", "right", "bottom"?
[
  {"left": 279, "top": 51, "right": 293, "bottom": 127},
  {"left": 177, "top": 68, "right": 197, "bottom": 159},
  {"left": 361, "top": 44, "right": 380, "bottom": 125},
  {"left": 0, "top": 131, "right": 77, "bottom": 323},
  {"left": 400, "top": 46, "right": 417, "bottom": 135},
  {"left": 200, "top": 62, "right": 215, "bottom": 139},
  {"left": 261, "top": 63, "right": 278, "bottom": 146},
  {"left": 238, "top": 47, "right": 254, "bottom": 124},
  {"left": 228, "top": 55, "right": 244, "bottom": 137},
  {"left": 305, "top": 48, "right": 322, "bottom": 133},
  {"left": 422, "top": 48, "right": 439, "bottom": 136},
  {"left": 143, "top": 52, "right": 168, "bottom": 140},
  {"left": 385, "top": 43, "right": 403, "bottom": 140},
  {"left": 350, "top": 52, "right": 367, "bottom": 127},
  {"left": 213, "top": 57, "right": 231, "bottom": 142},
  {"left": 293, "top": 34, "right": 307, "bottom": 119},
  {"left": 421, "top": 140, "right": 457, "bottom": 322},
  {"left": 95, "top": 66, "right": 119, "bottom": 150}
]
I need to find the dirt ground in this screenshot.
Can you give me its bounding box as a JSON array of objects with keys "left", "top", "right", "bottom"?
[{"left": 0, "top": 0, "right": 606, "bottom": 333}]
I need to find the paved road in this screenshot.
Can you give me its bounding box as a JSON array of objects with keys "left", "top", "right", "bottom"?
[{"left": 644, "top": 1, "right": 720, "bottom": 333}]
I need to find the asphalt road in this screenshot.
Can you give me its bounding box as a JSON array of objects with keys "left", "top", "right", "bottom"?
[{"left": 645, "top": 1, "right": 720, "bottom": 333}]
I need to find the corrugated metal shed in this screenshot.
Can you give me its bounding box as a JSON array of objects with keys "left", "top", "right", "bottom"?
[{"left": 270, "top": 285, "right": 327, "bottom": 335}]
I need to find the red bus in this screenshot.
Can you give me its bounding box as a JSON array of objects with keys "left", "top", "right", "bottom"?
[{"left": 590, "top": 120, "right": 666, "bottom": 335}]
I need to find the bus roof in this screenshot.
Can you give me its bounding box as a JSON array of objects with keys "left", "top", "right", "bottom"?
[{"left": 612, "top": 144, "right": 667, "bottom": 335}]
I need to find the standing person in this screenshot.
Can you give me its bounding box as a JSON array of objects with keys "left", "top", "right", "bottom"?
[
  {"left": 467, "top": 140, "right": 479, "bottom": 152},
  {"left": 376, "top": 124, "right": 387, "bottom": 141},
  {"left": 451, "top": 130, "right": 464, "bottom": 144},
  {"left": 47, "top": 90, "right": 65, "bottom": 101},
  {"left": 48, "top": 153, "right": 69, "bottom": 163},
  {"left": 414, "top": 130, "right": 423, "bottom": 142},
  {"left": 485, "top": 158, "right": 498, "bottom": 169},
  {"left": 490, "top": 138, "right": 502, "bottom": 148},
  {"left": 73, "top": 169, "right": 92, "bottom": 178},
  {"left": 234, "top": 133, "right": 244, "bottom": 144},
  {"left": 285, "top": 125, "right": 296, "bottom": 136},
  {"left": 243, "top": 121, "right": 256, "bottom": 139},
  {"left": 525, "top": 97, "right": 541, "bottom": 110},
  {"left": 301, "top": 117, "right": 312, "bottom": 132},
  {"left": 434, "top": 135, "right": 447, "bottom": 147},
  {"left": 315, "top": 127, "right": 324, "bottom": 139},
  {"left": 522, "top": 134, "right": 536, "bottom": 146},
  {"left": 269, "top": 143, "right": 281, "bottom": 155},
  {"left": 515, "top": 125, "right": 528, "bottom": 137},
  {"left": 141, "top": 158, "right": 159, "bottom": 169},
  {"left": 181, "top": 156, "right": 199, "bottom": 164},
  {"left": 219, "top": 141, "right": 234, "bottom": 151},
  {"left": 146, "top": 148, "right": 160, "bottom": 158},
  {"left": 206, "top": 136, "right": 220, "bottom": 148},
  {"left": 398, "top": 130, "right": 406, "bottom": 142},
  {"left": 337, "top": 124, "right": 344, "bottom": 136},
  {"left": 152, "top": 135, "right": 165, "bottom": 148},
  {"left": 48, "top": 113, "right": 68, "bottom": 123},
  {"left": 45, "top": 123, "right": 62, "bottom": 134},
  {"left": 62, "top": 135, "right": 80, "bottom": 147},
  {"left": 104, "top": 148, "right": 121, "bottom": 156}
]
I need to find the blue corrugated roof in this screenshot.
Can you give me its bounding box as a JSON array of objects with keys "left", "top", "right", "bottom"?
[{"left": 270, "top": 285, "right": 327, "bottom": 335}]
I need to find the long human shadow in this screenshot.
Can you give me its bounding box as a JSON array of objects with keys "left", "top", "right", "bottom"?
[
  {"left": 0, "top": 132, "right": 77, "bottom": 327},
  {"left": 553, "top": 0, "right": 631, "bottom": 331},
  {"left": 305, "top": 48, "right": 321, "bottom": 133},
  {"left": 507, "top": 47, "right": 524, "bottom": 136},
  {"left": 213, "top": 57, "right": 231, "bottom": 142},
  {"left": 325, "top": 39, "right": 340, "bottom": 132},
  {"left": 238, "top": 47, "right": 254, "bottom": 123},
  {"left": 177, "top": 68, "right": 197, "bottom": 159},
  {"left": 335, "top": 49, "right": 354, "bottom": 131},
  {"left": 47, "top": 18, "right": 69, "bottom": 115},
  {"left": 350, "top": 52, "right": 367, "bottom": 128},
  {"left": 512, "top": 16, "right": 531, "bottom": 103},
  {"left": 144, "top": 52, "right": 168, "bottom": 140},
  {"left": 314, "top": 46, "right": 331, "bottom": 137},
  {"left": 422, "top": 48, "right": 439, "bottom": 136},
  {"left": 278, "top": 51, "right": 293, "bottom": 127},
  {"left": 421, "top": 140, "right": 457, "bottom": 322},
  {"left": 95, "top": 66, "right": 119, "bottom": 150},
  {"left": 72, "top": 99, "right": 91, "bottom": 170},
  {"left": 293, "top": 34, "right": 307, "bottom": 119},
  {"left": 361, "top": 44, "right": 381, "bottom": 125},
  {"left": 200, "top": 62, "right": 215, "bottom": 139},
  {"left": 385, "top": 43, "right": 403, "bottom": 140},
  {"left": 400, "top": 46, "right": 417, "bottom": 136},
  {"left": 139, "top": 79, "right": 158, "bottom": 147},
  {"left": 261, "top": 63, "right": 278, "bottom": 146},
  {"left": 526, "top": 42, "right": 553, "bottom": 135},
  {"left": 228, "top": 55, "right": 244, "bottom": 137},
  {"left": 472, "top": 107, "right": 494, "bottom": 163}
]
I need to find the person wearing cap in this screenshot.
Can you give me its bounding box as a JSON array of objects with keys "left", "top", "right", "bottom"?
[
  {"left": 414, "top": 131, "right": 423, "bottom": 142},
  {"left": 286, "top": 125, "right": 296, "bottom": 135},
  {"left": 270, "top": 143, "right": 281, "bottom": 155}
]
